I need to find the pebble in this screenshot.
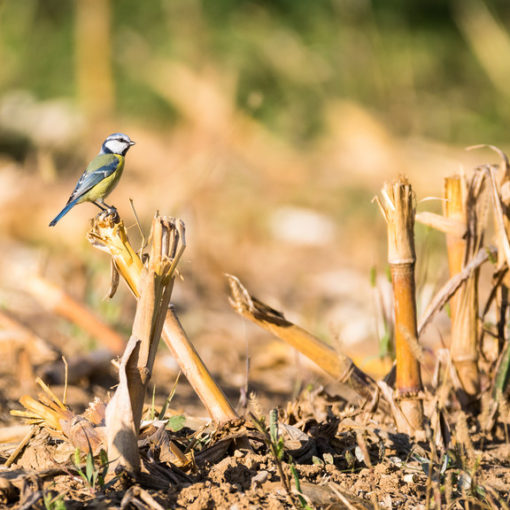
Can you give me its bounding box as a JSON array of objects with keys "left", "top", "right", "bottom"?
[{"left": 251, "top": 470, "right": 269, "bottom": 489}]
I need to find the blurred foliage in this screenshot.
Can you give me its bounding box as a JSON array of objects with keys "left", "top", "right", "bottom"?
[{"left": 1, "top": 0, "right": 510, "bottom": 145}]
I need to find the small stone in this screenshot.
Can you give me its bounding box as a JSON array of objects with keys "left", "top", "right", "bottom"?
[
  {"left": 251, "top": 470, "right": 269, "bottom": 489},
  {"left": 403, "top": 473, "right": 415, "bottom": 483},
  {"left": 458, "top": 472, "right": 472, "bottom": 490},
  {"left": 354, "top": 446, "right": 366, "bottom": 463},
  {"left": 323, "top": 452, "right": 334, "bottom": 465},
  {"left": 380, "top": 494, "right": 392, "bottom": 508}
]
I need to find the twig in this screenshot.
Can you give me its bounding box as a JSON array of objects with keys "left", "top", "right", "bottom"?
[
  {"left": 4, "top": 426, "right": 36, "bottom": 468},
  {"left": 62, "top": 356, "right": 69, "bottom": 406},
  {"left": 328, "top": 483, "right": 358, "bottom": 510},
  {"left": 418, "top": 246, "right": 495, "bottom": 336}
]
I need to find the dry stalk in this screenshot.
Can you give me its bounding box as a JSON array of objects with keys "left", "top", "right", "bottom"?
[
  {"left": 105, "top": 337, "right": 140, "bottom": 471},
  {"left": 443, "top": 173, "right": 487, "bottom": 408},
  {"left": 88, "top": 212, "right": 237, "bottom": 423},
  {"left": 486, "top": 158, "right": 510, "bottom": 354},
  {"left": 480, "top": 151, "right": 510, "bottom": 404},
  {"left": 444, "top": 176, "right": 476, "bottom": 403},
  {"left": 415, "top": 211, "right": 465, "bottom": 237},
  {"left": 4, "top": 426, "right": 36, "bottom": 468},
  {"left": 227, "top": 274, "right": 386, "bottom": 413},
  {"left": 121, "top": 486, "right": 166, "bottom": 510},
  {"left": 106, "top": 215, "right": 183, "bottom": 472},
  {"left": 469, "top": 146, "right": 510, "bottom": 400},
  {"left": 376, "top": 178, "right": 423, "bottom": 434},
  {"left": 471, "top": 145, "right": 510, "bottom": 271},
  {"left": 161, "top": 308, "right": 238, "bottom": 421}
]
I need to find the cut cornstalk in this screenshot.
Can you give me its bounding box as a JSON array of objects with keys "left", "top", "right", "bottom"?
[
  {"left": 444, "top": 176, "right": 467, "bottom": 283},
  {"left": 88, "top": 214, "right": 144, "bottom": 297},
  {"left": 227, "top": 275, "right": 386, "bottom": 412},
  {"left": 483, "top": 149, "right": 510, "bottom": 365},
  {"left": 490, "top": 149, "right": 510, "bottom": 399},
  {"left": 377, "top": 179, "right": 423, "bottom": 434},
  {"left": 106, "top": 216, "right": 180, "bottom": 471},
  {"left": 444, "top": 175, "right": 481, "bottom": 406},
  {"left": 88, "top": 212, "right": 237, "bottom": 423}
]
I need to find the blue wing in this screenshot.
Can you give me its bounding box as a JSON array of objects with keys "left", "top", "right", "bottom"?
[{"left": 66, "top": 156, "right": 120, "bottom": 204}]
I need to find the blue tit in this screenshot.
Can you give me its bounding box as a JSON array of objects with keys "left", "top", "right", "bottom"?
[{"left": 49, "top": 132, "right": 135, "bottom": 227}]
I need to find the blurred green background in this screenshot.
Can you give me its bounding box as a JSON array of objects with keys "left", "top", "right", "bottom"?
[{"left": 2, "top": 0, "right": 510, "bottom": 146}]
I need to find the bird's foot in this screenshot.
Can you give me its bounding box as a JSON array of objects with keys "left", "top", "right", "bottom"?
[
  {"left": 105, "top": 206, "right": 119, "bottom": 222},
  {"left": 96, "top": 205, "right": 119, "bottom": 223}
]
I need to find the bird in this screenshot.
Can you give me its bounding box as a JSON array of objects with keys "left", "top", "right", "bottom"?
[{"left": 49, "top": 132, "right": 135, "bottom": 227}]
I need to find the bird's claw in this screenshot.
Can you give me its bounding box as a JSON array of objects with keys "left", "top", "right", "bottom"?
[
  {"left": 106, "top": 207, "right": 119, "bottom": 222},
  {"left": 97, "top": 206, "right": 119, "bottom": 223}
]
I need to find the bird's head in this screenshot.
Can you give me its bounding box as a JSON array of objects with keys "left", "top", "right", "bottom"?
[{"left": 100, "top": 133, "right": 136, "bottom": 156}]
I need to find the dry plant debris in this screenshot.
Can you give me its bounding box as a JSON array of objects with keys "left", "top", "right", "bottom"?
[{"left": 2, "top": 149, "right": 510, "bottom": 508}]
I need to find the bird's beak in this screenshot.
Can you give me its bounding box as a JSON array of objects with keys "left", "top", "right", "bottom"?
[{"left": 129, "top": 140, "right": 136, "bottom": 146}]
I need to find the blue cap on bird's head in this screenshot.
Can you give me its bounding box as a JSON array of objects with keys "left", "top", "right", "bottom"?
[{"left": 101, "top": 133, "right": 135, "bottom": 155}]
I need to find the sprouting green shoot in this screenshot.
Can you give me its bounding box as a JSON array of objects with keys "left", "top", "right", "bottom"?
[
  {"left": 43, "top": 492, "right": 67, "bottom": 510},
  {"left": 73, "top": 448, "right": 111, "bottom": 492},
  {"left": 150, "top": 384, "right": 157, "bottom": 420},
  {"left": 291, "top": 465, "right": 313, "bottom": 510},
  {"left": 158, "top": 371, "right": 181, "bottom": 420}
]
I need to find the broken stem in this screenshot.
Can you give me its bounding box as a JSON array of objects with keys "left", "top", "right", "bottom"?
[
  {"left": 88, "top": 212, "right": 237, "bottom": 423},
  {"left": 227, "top": 275, "right": 385, "bottom": 412}
]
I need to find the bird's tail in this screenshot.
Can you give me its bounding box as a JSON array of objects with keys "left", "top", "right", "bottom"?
[{"left": 49, "top": 200, "right": 78, "bottom": 227}]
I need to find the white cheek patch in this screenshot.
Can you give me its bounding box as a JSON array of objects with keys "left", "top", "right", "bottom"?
[{"left": 105, "top": 140, "right": 128, "bottom": 154}]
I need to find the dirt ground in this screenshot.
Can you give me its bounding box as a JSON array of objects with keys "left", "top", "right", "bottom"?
[{"left": 0, "top": 347, "right": 509, "bottom": 509}]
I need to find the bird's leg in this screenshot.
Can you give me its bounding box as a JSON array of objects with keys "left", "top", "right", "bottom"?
[
  {"left": 97, "top": 200, "right": 119, "bottom": 222},
  {"left": 92, "top": 201, "right": 108, "bottom": 211},
  {"left": 103, "top": 202, "right": 118, "bottom": 214},
  {"left": 93, "top": 200, "right": 118, "bottom": 222}
]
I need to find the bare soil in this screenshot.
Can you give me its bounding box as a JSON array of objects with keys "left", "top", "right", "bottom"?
[{"left": 1, "top": 365, "right": 509, "bottom": 510}]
